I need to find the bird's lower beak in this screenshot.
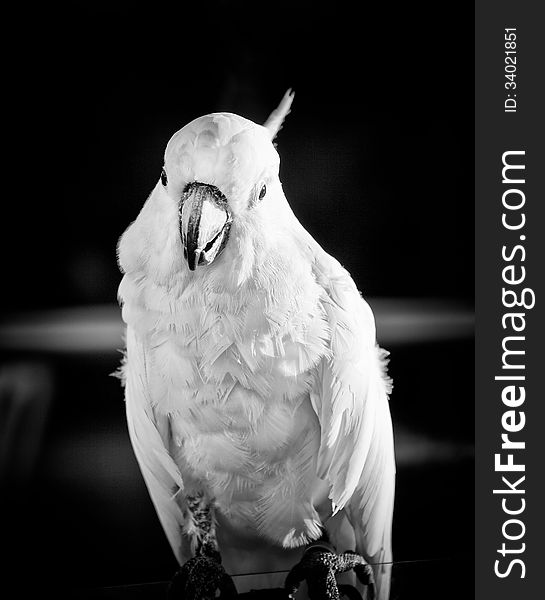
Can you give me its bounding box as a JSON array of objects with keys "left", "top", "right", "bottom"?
[{"left": 179, "top": 182, "right": 232, "bottom": 271}]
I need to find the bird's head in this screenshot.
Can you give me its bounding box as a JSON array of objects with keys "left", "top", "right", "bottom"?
[
  {"left": 118, "top": 91, "right": 296, "bottom": 284},
  {"left": 158, "top": 90, "right": 294, "bottom": 272}
]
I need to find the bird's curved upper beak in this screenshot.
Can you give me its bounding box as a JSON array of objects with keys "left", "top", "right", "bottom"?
[{"left": 179, "top": 182, "right": 232, "bottom": 271}]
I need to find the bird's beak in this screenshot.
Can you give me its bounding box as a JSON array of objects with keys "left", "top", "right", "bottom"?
[{"left": 179, "top": 182, "right": 232, "bottom": 271}]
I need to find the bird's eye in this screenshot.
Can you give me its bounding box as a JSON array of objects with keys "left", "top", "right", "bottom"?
[
  {"left": 161, "top": 168, "right": 168, "bottom": 187},
  {"left": 259, "top": 184, "right": 267, "bottom": 200}
]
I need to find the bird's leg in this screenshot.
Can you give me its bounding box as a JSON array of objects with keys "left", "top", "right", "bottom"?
[
  {"left": 284, "top": 530, "right": 376, "bottom": 600},
  {"left": 187, "top": 492, "right": 221, "bottom": 560},
  {"left": 168, "top": 493, "right": 237, "bottom": 600}
]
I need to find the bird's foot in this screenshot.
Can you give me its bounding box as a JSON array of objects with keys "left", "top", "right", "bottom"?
[
  {"left": 284, "top": 542, "right": 375, "bottom": 600},
  {"left": 168, "top": 551, "right": 238, "bottom": 600}
]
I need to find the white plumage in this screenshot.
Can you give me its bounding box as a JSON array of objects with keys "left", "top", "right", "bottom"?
[{"left": 118, "top": 91, "right": 395, "bottom": 599}]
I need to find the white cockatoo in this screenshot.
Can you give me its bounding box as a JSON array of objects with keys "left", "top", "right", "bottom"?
[{"left": 117, "top": 91, "right": 395, "bottom": 600}]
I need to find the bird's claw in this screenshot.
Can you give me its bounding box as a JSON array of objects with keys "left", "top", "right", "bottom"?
[
  {"left": 168, "top": 554, "right": 238, "bottom": 600},
  {"left": 284, "top": 545, "right": 376, "bottom": 600}
]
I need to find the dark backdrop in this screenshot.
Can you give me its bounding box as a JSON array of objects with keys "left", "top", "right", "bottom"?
[{"left": 3, "top": 2, "right": 472, "bottom": 310}]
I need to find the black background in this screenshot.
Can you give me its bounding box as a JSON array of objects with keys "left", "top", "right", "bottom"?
[
  {"left": 2, "top": 2, "right": 473, "bottom": 310},
  {"left": 2, "top": 3, "right": 474, "bottom": 599}
]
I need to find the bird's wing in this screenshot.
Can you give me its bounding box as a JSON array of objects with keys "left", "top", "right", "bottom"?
[
  {"left": 123, "top": 325, "right": 188, "bottom": 565},
  {"left": 311, "top": 250, "right": 395, "bottom": 598}
]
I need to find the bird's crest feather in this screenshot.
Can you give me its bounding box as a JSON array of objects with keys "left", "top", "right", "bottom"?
[{"left": 263, "top": 89, "right": 294, "bottom": 139}]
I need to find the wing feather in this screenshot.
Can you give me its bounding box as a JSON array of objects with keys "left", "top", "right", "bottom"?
[
  {"left": 124, "top": 325, "right": 188, "bottom": 564},
  {"left": 311, "top": 251, "right": 395, "bottom": 600}
]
